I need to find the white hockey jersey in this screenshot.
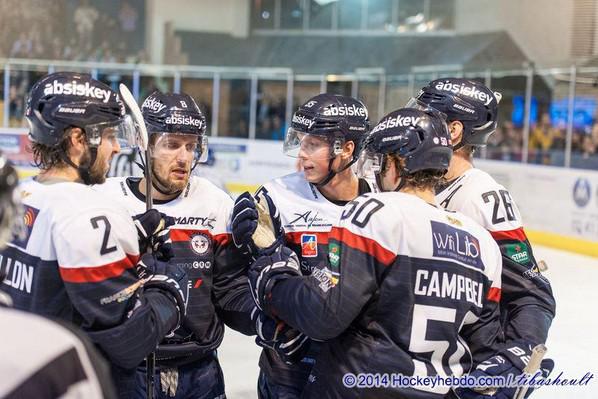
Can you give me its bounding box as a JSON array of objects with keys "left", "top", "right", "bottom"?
[
  {"left": 435, "top": 168, "right": 525, "bottom": 241},
  {"left": 435, "top": 167, "right": 556, "bottom": 344},
  {"left": 1, "top": 178, "right": 139, "bottom": 323},
  {"left": 0, "top": 179, "right": 183, "bottom": 373},
  {"left": 96, "top": 176, "right": 254, "bottom": 365}
]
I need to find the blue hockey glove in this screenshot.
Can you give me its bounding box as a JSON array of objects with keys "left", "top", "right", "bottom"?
[
  {"left": 252, "top": 308, "right": 311, "bottom": 365},
  {"left": 455, "top": 340, "right": 554, "bottom": 399},
  {"left": 231, "top": 189, "right": 283, "bottom": 259},
  {"left": 248, "top": 246, "right": 301, "bottom": 311},
  {"left": 133, "top": 209, "right": 175, "bottom": 260},
  {"left": 138, "top": 254, "right": 188, "bottom": 332}
]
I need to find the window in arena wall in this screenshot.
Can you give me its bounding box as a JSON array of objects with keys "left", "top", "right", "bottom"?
[
  {"left": 280, "top": 0, "right": 303, "bottom": 30},
  {"left": 219, "top": 78, "right": 251, "bottom": 139},
  {"left": 256, "top": 80, "right": 288, "bottom": 141},
  {"left": 252, "top": 0, "right": 276, "bottom": 30},
  {"left": 309, "top": 0, "right": 334, "bottom": 30},
  {"left": 367, "top": 0, "right": 393, "bottom": 30},
  {"left": 338, "top": 0, "right": 363, "bottom": 30},
  {"left": 139, "top": 75, "right": 174, "bottom": 103},
  {"left": 180, "top": 78, "right": 214, "bottom": 137},
  {"left": 487, "top": 74, "right": 528, "bottom": 164}
]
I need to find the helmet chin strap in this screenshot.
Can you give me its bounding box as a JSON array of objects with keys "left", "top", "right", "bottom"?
[
  {"left": 61, "top": 146, "right": 98, "bottom": 185},
  {"left": 135, "top": 148, "right": 184, "bottom": 197},
  {"left": 313, "top": 157, "right": 356, "bottom": 187},
  {"left": 150, "top": 169, "right": 184, "bottom": 197}
]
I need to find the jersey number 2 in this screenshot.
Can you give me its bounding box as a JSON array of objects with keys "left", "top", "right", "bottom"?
[{"left": 90, "top": 216, "right": 117, "bottom": 255}]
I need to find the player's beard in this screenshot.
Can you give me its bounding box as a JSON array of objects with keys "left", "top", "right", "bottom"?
[
  {"left": 151, "top": 162, "right": 190, "bottom": 195},
  {"left": 80, "top": 149, "right": 110, "bottom": 185}
]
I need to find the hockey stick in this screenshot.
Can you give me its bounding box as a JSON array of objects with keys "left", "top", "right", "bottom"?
[
  {"left": 119, "top": 83, "right": 155, "bottom": 399},
  {"left": 514, "top": 344, "right": 547, "bottom": 399}
]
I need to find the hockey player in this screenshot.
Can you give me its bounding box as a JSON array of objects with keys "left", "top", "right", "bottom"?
[
  {"left": 0, "top": 153, "right": 116, "bottom": 399},
  {"left": 231, "top": 93, "right": 373, "bottom": 398},
  {"left": 0, "top": 72, "right": 188, "bottom": 397},
  {"left": 246, "top": 107, "right": 505, "bottom": 398},
  {"left": 414, "top": 79, "right": 556, "bottom": 396},
  {"left": 95, "top": 91, "right": 255, "bottom": 399}
]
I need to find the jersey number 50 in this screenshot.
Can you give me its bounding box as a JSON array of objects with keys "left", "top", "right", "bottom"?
[{"left": 340, "top": 197, "right": 384, "bottom": 228}]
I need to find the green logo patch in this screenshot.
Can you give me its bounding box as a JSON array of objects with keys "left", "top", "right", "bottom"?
[
  {"left": 328, "top": 243, "right": 341, "bottom": 269},
  {"left": 505, "top": 242, "right": 530, "bottom": 264}
]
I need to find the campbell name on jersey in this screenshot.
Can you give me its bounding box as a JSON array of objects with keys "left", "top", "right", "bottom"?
[{"left": 1, "top": 178, "right": 139, "bottom": 324}]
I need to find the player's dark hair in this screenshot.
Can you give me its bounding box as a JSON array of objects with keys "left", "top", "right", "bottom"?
[
  {"left": 30, "top": 127, "right": 75, "bottom": 170},
  {"left": 389, "top": 154, "right": 446, "bottom": 191}
]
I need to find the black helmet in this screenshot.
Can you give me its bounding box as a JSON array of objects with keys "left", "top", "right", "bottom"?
[
  {"left": 140, "top": 91, "right": 208, "bottom": 165},
  {"left": 0, "top": 152, "right": 20, "bottom": 249},
  {"left": 414, "top": 78, "right": 501, "bottom": 147},
  {"left": 284, "top": 93, "right": 370, "bottom": 186},
  {"left": 360, "top": 107, "right": 452, "bottom": 191},
  {"left": 141, "top": 91, "right": 207, "bottom": 137},
  {"left": 25, "top": 72, "right": 130, "bottom": 147}
]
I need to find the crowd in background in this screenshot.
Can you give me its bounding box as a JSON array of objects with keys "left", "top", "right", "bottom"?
[{"left": 0, "top": 0, "right": 597, "bottom": 169}]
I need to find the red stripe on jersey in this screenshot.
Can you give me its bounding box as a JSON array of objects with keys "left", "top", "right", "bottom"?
[
  {"left": 329, "top": 226, "right": 395, "bottom": 266},
  {"left": 285, "top": 231, "right": 330, "bottom": 245},
  {"left": 170, "top": 228, "right": 230, "bottom": 247},
  {"left": 487, "top": 287, "right": 501, "bottom": 303},
  {"left": 490, "top": 227, "right": 527, "bottom": 242},
  {"left": 60, "top": 253, "right": 139, "bottom": 283}
]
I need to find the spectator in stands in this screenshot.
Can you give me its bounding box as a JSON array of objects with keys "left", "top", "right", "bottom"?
[
  {"left": 74, "top": 0, "right": 99, "bottom": 50},
  {"left": 530, "top": 112, "right": 557, "bottom": 164},
  {"left": 9, "top": 33, "right": 32, "bottom": 58}
]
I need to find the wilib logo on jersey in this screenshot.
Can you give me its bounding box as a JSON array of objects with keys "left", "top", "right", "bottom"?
[{"left": 431, "top": 221, "right": 483, "bottom": 269}]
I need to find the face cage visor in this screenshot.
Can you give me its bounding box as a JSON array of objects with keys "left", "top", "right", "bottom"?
[
  {"left": 283, "top": 128, "right": 344, "bottom": 160},
  {"left": 150, "top": 132, "right": 209, "bottom": 167},
  {"left": 355, "top": 149, "right": 386, "bottom": 180},
  {"left": 85, "top": 114, "right": 137, "bottom": 149},
  {"left": 405, "top": 97, "right": 449, "bottom": 122}
]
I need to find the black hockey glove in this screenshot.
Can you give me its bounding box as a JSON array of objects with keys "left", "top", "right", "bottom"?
[
  {"left": 248, "top": 246, "right": 301, "bottom": 311},
  {"left": 138, "top": 254, "right": 188, "bottom": 332},
  {"left": 455, "top": 340, "right": 554, "bottom": 399},
  {"left": 133, "top": 209, "right": 174, "bottom": 260},
  {"left": 232, "top": 190, "right": 283, "bottom": 259},
  {"left": 251, "top": 308, "right": 311, "bottom": 365}
]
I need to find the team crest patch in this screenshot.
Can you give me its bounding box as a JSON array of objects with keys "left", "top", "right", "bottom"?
[
  {"left": 301, "top": 234, "right": 318, "bottom": 257},
  {"left": 190, "top": 234, "right": 210, "bottom": 255},
  {"left": 328, "top": 243, "right": 341, "bottom": 269},
  {"left": 13, "top": 205, "right": 39, "bottom": 248}
]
